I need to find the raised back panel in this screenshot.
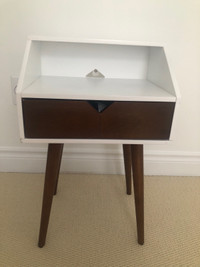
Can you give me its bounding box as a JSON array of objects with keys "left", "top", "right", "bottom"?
[{"left": 40, "top": 41, "right": 150, "bottom": 79}]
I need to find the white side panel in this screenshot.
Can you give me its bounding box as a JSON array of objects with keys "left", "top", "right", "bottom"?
[
  {"left": 22, "top": 41, "right": 41, "bottom": 89},
  {"left": 40, "top": 42, "right": 149, "bottom": 79},
  {"left": 169, "top": 99, "right": 180, "bottom": 141},
  {"left": 147, "top": 47, "right": 176, "bottom": 96},
  {"left": 169, "top": 64, "right": 181, "bottom": 140},
  {"left": 16, "top": 96, "right": 25, "bottom": 140},
  {"left": 16, "top": 40, "right": 41, "bottom": 140},
  {"left": 16, "top": 40, "right": 32, "bottom": 140},
  {"left": 17, "top": 41, "right": 41, "bottom": 93},
  {"left": 147, "top": 47, "right": 180, "bottom": 140}
]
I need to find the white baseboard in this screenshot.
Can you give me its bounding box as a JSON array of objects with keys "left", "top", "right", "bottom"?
[{"left": 0, "top": 146, "right": 200, "bottom": 176}]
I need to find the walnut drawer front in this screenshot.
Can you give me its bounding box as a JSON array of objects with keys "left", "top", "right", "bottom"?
[
  {"left": 101, "top": 101, "right": 175, "bottom": 140},
  {"left": 22, "top": 98, "right": 175, "bottom": 140},
  {"left": 22, "top": 99, "right": 101, "bottom": 139}
]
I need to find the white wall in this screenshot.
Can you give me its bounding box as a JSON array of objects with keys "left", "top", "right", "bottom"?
[{"left": 0, "top": 0, "right": 200, "bottom": 175}]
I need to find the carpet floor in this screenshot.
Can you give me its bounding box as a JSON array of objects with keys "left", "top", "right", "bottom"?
[{"left": 0, "top": 172, "right": 200, "bottom": 266}]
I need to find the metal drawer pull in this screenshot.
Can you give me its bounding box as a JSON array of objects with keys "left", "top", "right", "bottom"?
[{"left": 88, "top": 100, "right": 113, "bottom": 113}]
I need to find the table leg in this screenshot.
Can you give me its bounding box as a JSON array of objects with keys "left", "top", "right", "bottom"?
[
  {"left": 122, "top": 144, "right": 132, "bottom": 195},
  {"left": 38, "top": 143, "right": 64, "bottom": 248},
  {"left": 131, "top": 144, "right": 144, "bottom": 245},
  {"left": 54, "top": 144, "right": 64, "bottom": 195}
]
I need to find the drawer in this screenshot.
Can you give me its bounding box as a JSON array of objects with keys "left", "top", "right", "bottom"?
[
  {"left": 22, "top": 99, "right": 101, "bottom": 138},
  {"left": 101, "top": 101, "right": 175, "bottom": 140},
  {"left": 22, "top": 98, "right": 175, "bottom": 140}
]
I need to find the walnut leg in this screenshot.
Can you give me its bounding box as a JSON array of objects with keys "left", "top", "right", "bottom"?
[
  {"left": 38, "top": 144, "right": 64, "bottom": 248},
  {"left": 122, "top": 144, "right": 132, "bottom": 195},
  {"left": 54, "top": 144, "right": 64, "bottom": 195},
  {"left": 131, "top": 144, "right": 144, "bottom": 245}
]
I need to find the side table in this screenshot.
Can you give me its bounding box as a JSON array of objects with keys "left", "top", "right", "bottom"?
[{"left": 16, "top": 36, "right": 179, "bottom": 247}]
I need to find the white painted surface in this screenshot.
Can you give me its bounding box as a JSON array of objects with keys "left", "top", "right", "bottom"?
[
  {"left": 16, "top": 40, "right": 41, "bottom": 94},
  {"left": 1, "top": 0, "right": 200, "bottom": 175},
  {"left": 21, "top": 138, "right": 169, "bottom": 145},
  {"left": 29, "top": 35, "right": 164, "bottom": 47},
  {"left": 40, "top": 41, "right": 149, "bottom": 79},
  {"left": 22, "top": 76, "right": 176, "bottom": 102},
  {"left": 147, "top": 47, "right": 176, "bottom": 96}
]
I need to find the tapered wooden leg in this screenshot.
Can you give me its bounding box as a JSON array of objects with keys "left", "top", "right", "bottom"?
[
  {"left": 54, "top": 144, "right": 64, "bottom": 195},
  {"left": 38, "top": 144, "right": 64, "bottom": 248},
  {"left": 131, "top": 145, "right": 144, "bottom": 245},
  {"left": 122, "top": 144, "right": 132, "bottom": 195}
]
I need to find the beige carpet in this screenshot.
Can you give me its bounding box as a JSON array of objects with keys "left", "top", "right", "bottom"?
[{"left": 1, "top": 173, "right": 200, "bottom": 267}]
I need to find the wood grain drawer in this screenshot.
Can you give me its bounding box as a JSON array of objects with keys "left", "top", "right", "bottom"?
[
  {"left": 22, "top": 98, "right": 175, "bottom": 140},
  {"left": 101, "top": 101, "right": 175, "bottom": 140},
  {"left": 22, "top": 99, "right": 101, "bottom": 139}
]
